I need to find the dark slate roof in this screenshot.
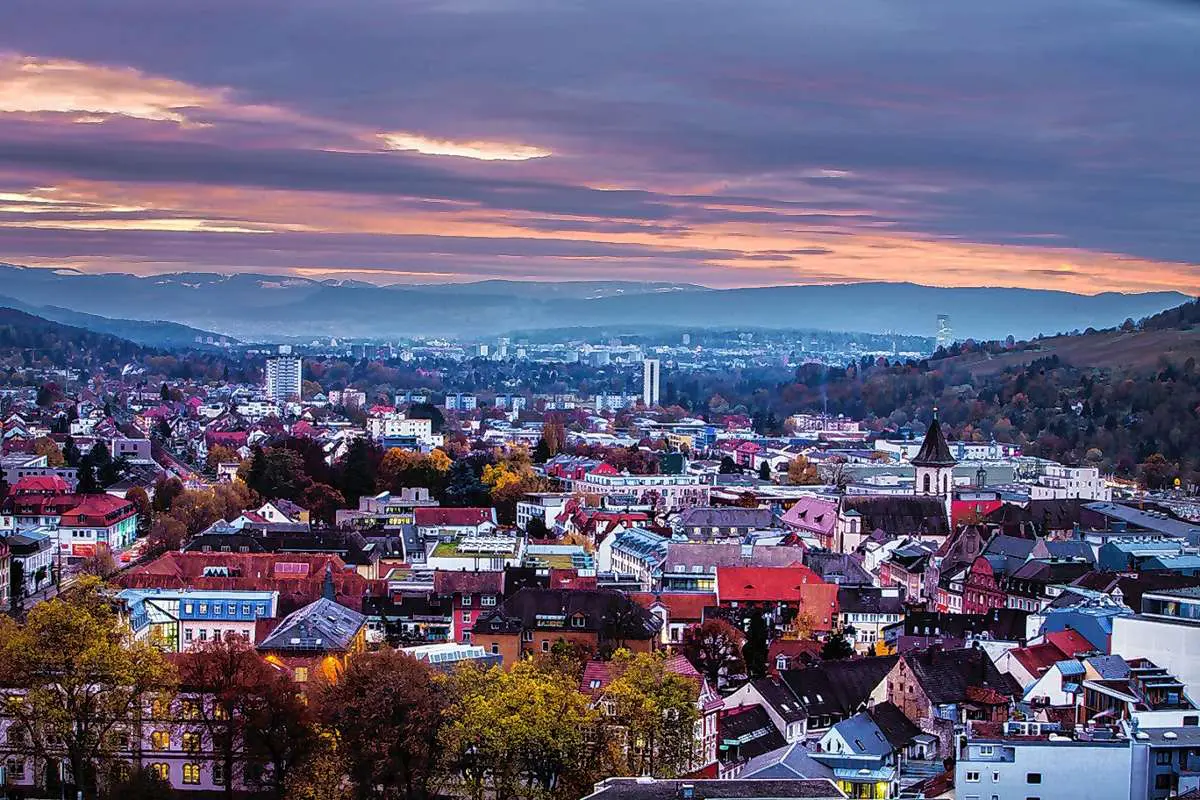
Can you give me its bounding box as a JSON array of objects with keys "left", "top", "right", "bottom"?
[
  {"left": 804, "top": 552, "right": 874, "bottom": 586},
  {"left": 676, "top": 507, "right": 777, "bottom": 529},
  {"left": 1045, "top": 540, "right": 1095, "bottom": 563},
  {"left": 750, "top": 678, "right": 808, "bottom": 723},
  {"left": 837, "top": 587, "right": 905, "bottom": 616},
  {"left": 740, "top": 743, "right": 836, "bottom": 782},
  {"left": 1008, "top": 558, "right": 1093, "bottom": 585},
  {"left": 901, "top": 609, "right": 1029, "bottom": 642},
  {"left": 474, "top": 587, "right": 661, "bottom": 639},
  {"left": 868, "top": 701, "right": 921, "bottom": 749},
  {"left": 910, "top": 416, "right": 956, "bottom": 467},
  {"left": 842, "top": 496, "right": 949, "bottom": 537},
  {"left": 586, "top": 778, "right": 845, "bottom": 800},
  {"left": 256, "top": 597, "right": 366, "bottom": 654},
  {"left": 720, "top": 705, "right": 788, "bottom": 761},
  {"left": 904, "top": 648, "right": 1014, "bottom": 706},
  {"left": 781, "top": 656, "right": 898, "bottom": 718}
]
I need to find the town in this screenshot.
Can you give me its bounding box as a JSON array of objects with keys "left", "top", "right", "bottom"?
[{"left": 1, "top": 310, "right": 1199, "bottom": 800}]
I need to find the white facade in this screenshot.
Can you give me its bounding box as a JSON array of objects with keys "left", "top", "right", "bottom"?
[
  {"left": 1111, "top": 615, "right": 1200, "bottom": 697},
  {"left": 1028, "top": 465, "right": 1112, "bottom": 501},
  {"left": 264, "top": 356, "right": 302, "bottom": 404},
  {"left": 366, "top": 415, "right": 435, "bottom": 443},
  {"left": 572, "top": 471, "right": 709, "bottom": 511},
  {"left": 956, "top": 727, "right": 1132, "bottom": 800},
  {"left": 642, "top": 358, "right": 661, "bottom": 407}
]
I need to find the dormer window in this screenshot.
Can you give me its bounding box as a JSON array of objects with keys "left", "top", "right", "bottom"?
[{"left": 571, "top": 615, "right": 586, "bottom": 628}]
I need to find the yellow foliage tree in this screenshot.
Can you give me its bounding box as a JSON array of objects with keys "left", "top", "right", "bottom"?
[{"left": 787, "top": 455, "right": 821, "bottom": 485}]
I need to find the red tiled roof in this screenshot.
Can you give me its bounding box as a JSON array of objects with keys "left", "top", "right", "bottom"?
[
  {"left": 1044, "top": 629, "right": 1094, "bottom": 658},
  {"left": 549, "top": 568, "right": 596, "bottom": 590},
  {"left": 965, "top": 685, "right": 1010, "bottom": 705},
  {"left": 433, "top": 570, "right": 505, "bottom": 595},
  {"left": 580, "top": 654, "right": 701, "bottom": 696},
  {"left": 59, "top": 494, "right": 136, "bottom": 527},
  {"left": 1009, "top": 642, "right": 1067, "bottom": 679},
  {"left": 628, "top": 591, "right": 715, "bottom": 622},
  {"left": 590, "top": 462, "right": 620, "bottom": 476},
  {"left": 716, "top": 564, "right": 822, "bottom": 602},
  {"left": 12, "top": 475, "right": 71, "bottom": 494},
  {"left": 414, "top": 507, "right": 495, "bottom": 527}
]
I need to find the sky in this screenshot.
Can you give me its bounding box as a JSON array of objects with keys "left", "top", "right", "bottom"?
[{"left": 0, "top": 0, "right": 1198, "bottom": 293}]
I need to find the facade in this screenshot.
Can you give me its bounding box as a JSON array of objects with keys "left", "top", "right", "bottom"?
[
  {"left": 955, "top": 720, "right": 1131, "bottom": 800},
  {"left": 117, "top": 588, "right": 280, "bottom": 651},
  {"left": 1029, "top": 465, "right": 1112, "bottom": 501},
  {"left": 572, "top": 466, "right": 710, "bottom": 511},
  {"left": 4, "top": 529, "right": 55, "bottom": 598},
  {"left": 1111, "top": 587, "right": 1200, "bottom": 696},
  {"left": 264, "top": 355, "right": 302, "bottom": 404},
  {"left": 57, "top": 494, "right": 138, "bottom": 559},
  {"left": 911, "top": 412, "right": 957, "bottom": 503},
  {"left": 642, "top": 358, "right": 661, "bottom": 407}
]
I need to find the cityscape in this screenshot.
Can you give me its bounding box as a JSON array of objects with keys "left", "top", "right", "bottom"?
[{"left": 1, "top": 2, "right": 1200, "bottom": 800}]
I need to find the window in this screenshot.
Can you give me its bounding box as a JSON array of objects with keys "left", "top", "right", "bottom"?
[
  {"left": 242, "top": 603, "right": 252, "bottom": 615},
  {"left": 522, "top": 630, "right": 534, "bottom": 642},
  {"left": 993, "top": 772, "right": 1000, "bottom": 783},
  {"left": 199, "top": 629, "right": 207, "bottom": 641},
  {"left": 1026, "top": 773, "right": 1041, "bottom": 784},
  {"left": 150, "top": 730, "right": 170, "bottom": 751},
  {"left": 182, "top": 732, "right": 201, "bottom": 752},
  {"left": 150, "top": 763, "right": 169, "bottom": 781},
  {"left": 979, "top": 745, "right": 994, "bottom": 756},
  {"left": 184, "top": 628, "right": 193, "bottom": 643},
  {"left": 491, "top": 644, "right": 499, "bottom": 655},
  {"left": 481, "top": 595, "right": 497, "bottom": 606},
  {"left": 184, "top": 603, "right": 194, "bottom": 614},
  {"left": 198, "top": 604, "right": 208, "bottom": 614},
  {"left": 212, "top": 603, "right": 223, "bottom": 615},
  {"left": 295, "top": 667, "right": 309, "bottom": 683},
  {"left": 181, "top": 699, "right": 201, "bottom": 719},
  {"left": 213, "top": 763, "right": 226, "bottom": 785},
  {"left": 966, "top": 772, "right": 980, "bottom": 783},
  {"left": 541, "top": 640, "right": 550, "bottom": 652},
  {"left": 461, "top": 595, "right": 472, "bottom": 607},
  {"left": 1156, "top": 750, "right": 1173, "bottom": 765},
  {"left": 462, "top": 611, "right": 472, "bottom": 623},
  {"left": 571, "top": 616, "right": 586, "bottom": 628},
  {"left": 6, "top": 758, "right": 26, "bottom": 780},
  {"left": 1185, "top": 715, "right": 1199, "bottom": 726},
  {"left": 1156, "top": 775, "right": 1172, "bottom": 791}
]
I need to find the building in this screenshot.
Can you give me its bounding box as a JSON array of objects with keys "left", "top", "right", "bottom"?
[
  {"left": 643, "top": 358, "right": 661, "bottom": 407},
  {"left": 57, "top": 494, "right": 138, "bottom": 559},
  {"left": 912, "top": 411, "right": 956, "bottom": 502},
  {"left": 4, "top": 528, "right": 54, "bottom": 599},
  {"left": 434, "top": 570, "right": 505, "bottom": 643},
  {"left": 0, "top": 538, "right": 8, "bottom": 611},
  {"left": 1111, "top": 586, "right": 1200, "bottom": 697},
  {"left": 472, "top": 587, "right": 660, "bottom": 664},
  {"left": 256, "top": 593, "right": 368, "bottom": 684},
  {"left": 581, "top": 778, "right": 846, "bottom": 800},
  {"left": 1029, "top": 465, "right": 1112, "bottom": 502},
  {"left": 1127, "top": 710, "right": 1200, "bottom": 800},
  {"left": 117, "top": 588, "right": 279, "bottom": 651},
  {"left": 955, "top": 719, "right": 1131, "bottom": 800},
  {"left": 264, "top": 355, "right": 302, "bottom": 404},
  {"left": 572, "top": 464, "right": 710, "bottom": 511}
]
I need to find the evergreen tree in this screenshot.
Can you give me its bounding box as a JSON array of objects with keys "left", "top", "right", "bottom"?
[
  {"left": 75, "top": 459, "right": 101, "bottom": 494},
  {"left": 758, "top": 461, "right": 772, "bottom": 481},
  {"left": 337, "top": 437, "right": 378, "bottom": 506},
  {"left": 532, "top": 437, "right": 552, "bottom": 464},
  {"left": 63, "top": 436, "right": 82, "bottom": 468},
  {"left": 160, "top": 382, "right": 170, "bottom": 402},
  {"left": 444, "top": 459, "right": 487, "bottom": 507},
  {"left": 741, "top": 610, "right": 769, "bottom": 680}
]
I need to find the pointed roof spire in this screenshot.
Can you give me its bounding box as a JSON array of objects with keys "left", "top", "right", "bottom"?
[
  {"left": 322, "top": 561, "right": 335, "bottom": 602},
  {"left": 912, "top": 407, "right": 957, "bottom": 467}
]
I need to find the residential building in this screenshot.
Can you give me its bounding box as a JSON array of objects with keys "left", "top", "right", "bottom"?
[
  {"left": 642, "top": 358, "right": 661, "bottom": 407},
  {"left": 673, "top": 507, "right": 778, "bottom": 543},
  {"left": 596, "top": 527, "right": 669, "bottom": 589},
  {"left": 264, "top": 355, "right": 302, "bottom": 404},
  {"left": 472, "top": 587, "right": 660, "bottom": 664},
  {"left": 1111, "top": 586, "right": 1200, "bottom": 696},
  {"left": 434, "top": 570, "right": 505, "bottom": 643},
  {"left": 572, "top": 464, "right": 710, "bottom": 511},
  {"left": 256, "top": 594, "right": 368, "bottom": 684},
  {"left": 1127, "top": 710, "right": 1200, "bottom": 800},
  {"left": 3, "top": 528, "right": 54, "bottom": 597},
  {"left": 117, "top": 588, "right": 279, "bottom": 651},
  {"left": 955, "top": 719, "right": 1131, "bottom": 800},
  {"left": 1029, "top": 464, "right": 1112, "bottom": 501},
  {"left": 836, "top": 587, "right": 904, "bottom": 654},
  {"left": 58, "top": 493, "right": 138, "bottom": 559},
  {"left": 414, "top": 507, "right": 497, "bottom": 539}
]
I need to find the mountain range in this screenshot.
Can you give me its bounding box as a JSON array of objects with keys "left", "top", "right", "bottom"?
[{"left": 0, "top": 264, "right": 1188, "bottom": 342}]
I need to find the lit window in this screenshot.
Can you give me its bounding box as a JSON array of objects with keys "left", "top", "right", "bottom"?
[
  {"left": 182, "top": 763, "right": 200, "bottom": 785},
  {"left": 182, "top": 732, "right": 201, "bottom": 752},
  {"left": 150, "top": 730, "right": 170, "bottom": 751},
  {"left": 150, "top": 763, "right": 169, "bottom": 781}
]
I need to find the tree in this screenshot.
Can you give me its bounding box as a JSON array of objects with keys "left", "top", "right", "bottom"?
[
  {"left": 243, "top": 670, "right": 319, "bottom": 800},
  {"left": 0, "top": 578, "right": 176, "bottom": 800},
  {"left": 741, "top": 610, "right": 769, "bottom": 680},
  {"left": 601, "top": 650, "right": 701, "bottom": 779},
  {"left": 407, "top": 403, "right": 445, "bottom": 434},
  {"left": 103, "top": 765, "right": 175, "bottom": 800},
  {"left": 303, "top": 482, "right": 346, "bottom": 527},
  {"left": 821, "top": 629, "right": 856, "bottom": 660},
  {"left": 125, "top": 485, "right": 152, "bottom": 537},
  {"left": 337, "top": 437, "right": 381, "bottom": 506},
  {"left": 147, "top": 515, "right": 188, "bottom": 555},
  {"left": 244, "top": 447, "right": 312, "bottom": 502},
  {"left": 718, "top": 456, "right": 740, "bottom": 474},
  {"left": 77, "top": 548, "right": 119, "bottom": 579},
  {"left": 444, "top": 459, "right": 488, "bottom": 508},
  {"left": 160, "top": 382, "right": 171, "bottom": 401},
  {"left": 9, "top": 559, "right": 25, "bottom": 612},
  {"left": 821, "top": 457, "right": 851, "bottom": 491},
  {"left": 63, "top": 436, "right": 83, "bottom": 467},
  {"left": 33, "top": 436, "right": 64, "bottom": 467},
  {"left": 526, "top": 517, "right": 550, "bottom": 539},
  {"left": 787, "top": 455, "right": 820, "bottom": 485},
  {"left": 317, "top": 650, "right": 448, "bottom": 800},
  {"left": 442, "top": 660, "right": 602, "bottom": 800},
  {"left": 151, "top": 476, "right": 185, "bottom": 514},
  {"left": 176, "top": 636, "right": 285, "bottom": 800},
  {"left": 680, "top": 619, "right": 744, "bottom": 688},
  {"left": 75, "top": 458, "right": 101, "bottom": 494},
  {"left": 207, "top": 444, "right": 239, "bottom": 472},
  {"left": 757, "top": 461, "right": 772, "bottom": 481}
]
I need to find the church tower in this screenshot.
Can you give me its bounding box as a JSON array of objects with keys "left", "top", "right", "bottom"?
[{"left": 912, "top": 408, "right": 957, "bottom": 500}]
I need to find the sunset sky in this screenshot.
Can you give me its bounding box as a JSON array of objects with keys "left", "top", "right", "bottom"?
[{"left": 1, "top": 0, "right": 1198, "bottom": 293}]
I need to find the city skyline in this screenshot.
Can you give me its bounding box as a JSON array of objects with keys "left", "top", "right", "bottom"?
[{"left": 0, "top": 0, "right": 1198, "bottom": 294}]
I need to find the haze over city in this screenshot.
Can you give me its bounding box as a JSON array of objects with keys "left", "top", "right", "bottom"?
[{"left": 1, "top": 0, "right": 1198, "bottom": 293}]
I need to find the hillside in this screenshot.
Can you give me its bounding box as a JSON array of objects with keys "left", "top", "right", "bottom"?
[
  {"left": 0, "top": 265, "right": 1187, "bottom": 341},
  {"left": 0, "top": 307, "right": 148, "bottom": 369},
  {"left": 0, "top": 295, "right": 236, "bottom": 349}
]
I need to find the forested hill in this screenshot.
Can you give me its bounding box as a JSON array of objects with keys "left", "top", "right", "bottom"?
[
  {"left": 0, "top": 307, "right": 149, "bottom": 369},
  {"left": 699, "top": 300, "right": 1200, "bottom": 489}
]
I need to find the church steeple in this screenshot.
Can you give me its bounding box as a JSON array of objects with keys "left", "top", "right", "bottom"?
[{"left": 913, "top": 407, "right": 956, "bottom": 499}]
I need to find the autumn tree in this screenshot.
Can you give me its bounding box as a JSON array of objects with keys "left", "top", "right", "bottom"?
[
  {"left": 787, "top": 455, "right": 820, "bottom": 485},
  {"left": 126, "top": 485, "right": 152, "bottom": 537},
  {"left": 207, "top": 444, "right": 239, "bottom": 472},
  {"left": 77, "top": 548, "right": 119, "bottom": 579},
  {"left": 151, "top": 476, "right": 185, "bottom": 514},
  {"left": 821, "top": 628, "right": 856, "bottom": 660},
  {"left": 0, "top": 578, "right": 176, "bottom": 799},
  {"left": 176, "top": 636, "right": 284, "bottom": 800},
  {"left": 304, "top": 482, "right": 347, "bottom": 526},
  {"left": 741, "top": 610, "right": 769, "bottom": 680},
  {"left": 33, "top": 435, "right": 64, "bottom": 467},
  {"left": 600, "top": 650, "right": 701, "bottom": 778},
  {"left": 317, "top": 650, "right": 448, "bottom": 800},
  {"left": 242, "top": 670, "right": 319, "bottom": 800},
  {"left": 681, "top": 619, "right": 744, "bottom": 688},
  {"left": 441, "top": 660, "right": 602, "bottom": 800}
]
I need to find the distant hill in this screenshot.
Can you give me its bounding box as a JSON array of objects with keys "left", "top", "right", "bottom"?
[
  {"left": 0, "top": 307, "right": 148, "bottom": 367},
  {"left": 0, "top": 264, "right": 1188, "bottom": 341},
  {"left": 0, "top": 294, "right": 236, "bottom": 349}
]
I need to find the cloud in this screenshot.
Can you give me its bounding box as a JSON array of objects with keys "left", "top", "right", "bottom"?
[{"left": 378, "top": 132, "right": 551, "bottom": 161}]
